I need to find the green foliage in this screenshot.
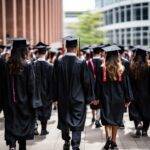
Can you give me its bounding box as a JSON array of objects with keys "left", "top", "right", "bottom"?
[{"left": 68, "top": 11, "right": 105, "bottom": 46}]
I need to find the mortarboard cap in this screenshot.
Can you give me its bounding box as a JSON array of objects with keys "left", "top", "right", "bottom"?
[
  {"left": 102, "top": 45, "right": 121, "bottom": 52},
  {"left": 65, "top": 36, "right": 78, "bottom": 48},
  {"left": 132, "top": 46, "right": 150, "bottom": 57},
  {"left": 92, "top": 45, "right": 104, "bottom": 54},
  {"left": 50, "top": 47, "right": 58, "bottom": 54},
  {"left": 34, "top": 42, "right": 50, "bottom": 52},
  {"left": 102, "top": 45, "right": 121, "bottom": 60},
  {"left": 81, "top": 46, "right": 91, "bottom": 54},
  {"left": 12, "top": 38, "right": 29, "bottom": 49}
]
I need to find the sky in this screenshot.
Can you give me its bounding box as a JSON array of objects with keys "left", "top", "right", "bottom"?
[{"left": 63, "top": 0, "right": 95, "bottom": 11}]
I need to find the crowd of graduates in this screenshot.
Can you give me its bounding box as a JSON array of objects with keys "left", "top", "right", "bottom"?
[{"left": 0, "top": 37, "right": 150, "bottom": 150}]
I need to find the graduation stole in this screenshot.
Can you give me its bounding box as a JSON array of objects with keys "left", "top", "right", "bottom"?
[{"left": 86, "top": 59, "right": 96, "bottom": 79}]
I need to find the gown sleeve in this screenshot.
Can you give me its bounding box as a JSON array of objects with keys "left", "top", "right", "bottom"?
[
  {"left": 27, "top": 63, "right": 36, "bottom": 108},
  {"left": 52, "top": 60, "right": 59, "bottom": 101},
  {"left": 122, "top": 70, "right": 134, "bottom": 103},
  {"left": 47, "top": 64, "right": 53, "bottom": 102},
  {"left": 81, "top": 61, "right": 95, "bottom": 104}
]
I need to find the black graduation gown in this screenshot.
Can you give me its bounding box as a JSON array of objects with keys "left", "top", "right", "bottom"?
[
  {"left": 129, "top": 67, "right": 150, "bottom": 121},
  {"left": 95, "top": 67, "right": 133, "bottom": 126},
  {"left": 34, "top": 60, "right": 53, "bottom": 121},
  {"left": 0, "top": 57, "right": 5, "bottom": 111},
  {"left": 1, "top": 61, "right": 35, "bottom": 143},
  {"left": 53, "top": 55, "right": 95, "bottom": 131},
  {"left": 87, "top": 57, "right": 102, "bottom": 109}
]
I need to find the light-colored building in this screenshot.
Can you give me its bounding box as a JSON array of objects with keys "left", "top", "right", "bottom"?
[{"left": 96, "top": 0, "right": 150, "bottom": 47}]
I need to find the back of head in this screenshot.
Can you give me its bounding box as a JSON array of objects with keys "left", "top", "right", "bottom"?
[
  {"left": 9, "top": 39, "right": 28, "bottom": 75},
  {"left": 130, "top": 49, "right": 148, "bottom": 80},
  {"left": 103, "top": 45, "right": 124, "bottom": 81}
]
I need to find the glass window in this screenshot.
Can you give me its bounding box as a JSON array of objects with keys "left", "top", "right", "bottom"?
[
  {"left": 126, "top": 5, "right": 131, "bottom": 21},
  {"left": 115, "top": 8, "right": 119, "bottom": 23},
  {"left": 142, "top": 3, "right": 148, "bottom": 20},
  {"left": 133, "top": 4, "right": 141, "bottom": 20},
  {"left": 121, "top": 7, "right": 125, "bottom": 22}
]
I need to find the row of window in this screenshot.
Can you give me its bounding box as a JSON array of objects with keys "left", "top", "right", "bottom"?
[
  {"left": 104, "top": 3, "right": 149, "bottom": 25},
  {"left": 106, "top": 27, "right": 150, "bottom": 46},
  {"left": 96, "top": 0, "right": 137, "bottom": 8}
]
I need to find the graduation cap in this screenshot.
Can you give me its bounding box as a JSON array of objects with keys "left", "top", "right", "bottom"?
[
  {"left": 102, "top": 45, "right": 121, "bottom": 60},
  {"left": 12, "top": 38, "right": 29, "bottom": 49},
  {"left": 102, "top": 45, "right": 121, "bottom": 52},
  {"left": 50, "top": 47, "right": 58, "bottom": 54},
  {"left": 81, "top": 46, "right": 91, "bottom": 54},
  {"left": 36, "top": 42, "right": 49, "bottom": 47},
  {"left": 132, "top": 46, "right": 150, "bottom": 58},
  {"left": 34, "top": 42, "right": 50, "bottom": 54},
  {"left": 64, "top": 36, "right": 78, "bottom": 48},
  {"left": 92, "top": 45, "right": 104, "bottom": 54}
]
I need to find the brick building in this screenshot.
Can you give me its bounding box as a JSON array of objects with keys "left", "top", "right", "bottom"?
[{"left": 0, "top": 0, "right": 63, "bottom": 45}]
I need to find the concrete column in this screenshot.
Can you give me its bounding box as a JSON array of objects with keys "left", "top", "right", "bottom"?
[
  {"left": 40, "top": 0, "right": 44, "bottom": 42},
  {"left": 35, "top": 0, "right": 39, "bottom": 43},
  {"left": 45, "top": 0, "right": 48, "bottom": 43},
  {"left": 6, "top": 0, "right": 17, "bottom": 38},
  {"left": 0, "top": 0, "right": 3, "bottom": 44},
  {"left": 22, "top": 0, "right": 26, "bottom": 38},
  {"left": 13, "top": 0, "right": 17, "bottom": 37},
  {"left": 30, "top": 0, "right": 34, "bottom": 44},
  {"left": 16, "top": 0, "right": 23, "bottom": 37}
]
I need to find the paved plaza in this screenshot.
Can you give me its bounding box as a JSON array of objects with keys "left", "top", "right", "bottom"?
[{"left": 0, "top": 109, "right": 150, "bottom": 150}]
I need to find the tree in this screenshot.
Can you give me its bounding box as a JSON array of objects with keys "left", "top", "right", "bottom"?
[{"left": 68, "top": 11, "right": 104, "bottom": 46}]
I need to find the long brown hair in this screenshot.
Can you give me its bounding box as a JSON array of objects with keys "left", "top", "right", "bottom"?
[
  {"left": 9, "top": 47, "right": 28, "bottom": 75},
  {"left": 130, "top": 53, "right": 149, "bottom": 80},
  {"left": 105, "top": 54, "right": 124, "bottom": 81}
]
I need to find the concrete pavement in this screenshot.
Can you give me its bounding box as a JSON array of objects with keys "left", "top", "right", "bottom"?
[{"left": 0, "top": 109, "right": 150, "bottom": 150}]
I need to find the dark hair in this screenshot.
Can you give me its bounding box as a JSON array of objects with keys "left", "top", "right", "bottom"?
[
  {"left": 9, "top": 47, "right": 28, "bottom": 75},
  {"left": 130, "top": 54, "right": 148, "bottom": 80}
]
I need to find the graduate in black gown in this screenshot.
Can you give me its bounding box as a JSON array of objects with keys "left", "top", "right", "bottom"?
[
  {"left": 0, "top": 39, "right": 35, "bottom": 150},
  {"left": 87, "top": 45, "right": 104, "bottom": 128},
  {"left": 129, "top": 47, "right": 150, "bottom": 137},
  {"left": 33, "top": 43, "right": 53, "bottom": 136},
  {"left": 95, "top": 45, "right": 133, "bottom": 149},
  {"left": 53, "top": 37, "right": 95, "bottom": 150}
]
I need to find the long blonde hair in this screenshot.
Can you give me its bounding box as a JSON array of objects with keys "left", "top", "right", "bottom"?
[{"left": 105, "top": 54, "right": 124, "bottom": 81}]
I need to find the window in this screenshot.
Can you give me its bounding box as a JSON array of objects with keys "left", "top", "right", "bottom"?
[
  {"left": 121, "top": 7, "right": 125, "bottom": 22},
  {"left": 142, "top": 3, "right": 148, "bottom": 20},
  {"left": 133, "top": 4, "right": 141, "bottom": 21},
  {"left": 126, "top": 5, "right": 131, "bottom": 21},
  {"left": 115, "top": 8, "right": 119, "bottom": 23}
]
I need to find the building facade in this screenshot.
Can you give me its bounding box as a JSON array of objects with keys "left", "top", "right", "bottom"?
[
  {"left": 0, "top": 0, "right": 63, "bottom": 45},
  {"left": 96, "top": 0, "right": 150, "bottom": 47}
]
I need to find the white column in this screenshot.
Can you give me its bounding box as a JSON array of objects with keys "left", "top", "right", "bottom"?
[
  {"left": 13, "top": 0, "right": 17, "bottom": 37},
  {"left": 22, "top": 0, "right": 26, "bottom": 38},
  {"left": 2, "top": 0, "right": 6, "bottom": 44}
]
